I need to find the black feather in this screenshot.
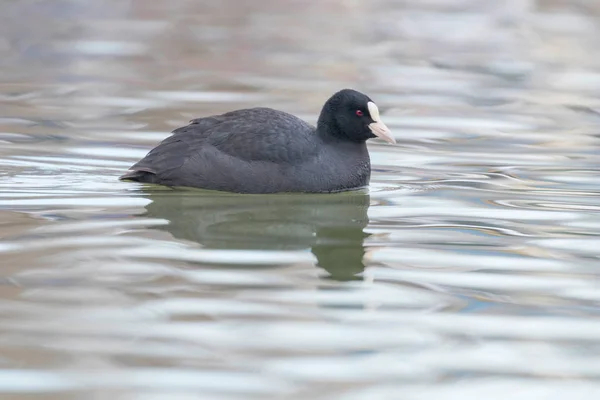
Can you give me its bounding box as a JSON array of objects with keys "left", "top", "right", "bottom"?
[{"left": 120, "top": 89, "right": 383, "bottom": 194}]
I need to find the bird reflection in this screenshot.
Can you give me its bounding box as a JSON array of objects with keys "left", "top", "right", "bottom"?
[{"left": 138, "top": 188, "right": 370, "bottom": 281}]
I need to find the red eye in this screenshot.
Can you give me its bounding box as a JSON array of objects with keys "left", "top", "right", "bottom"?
[{"left": 356, "top": 110, "right": 363, "bottom": 117}]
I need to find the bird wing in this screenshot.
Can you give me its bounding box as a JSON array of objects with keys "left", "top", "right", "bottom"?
[
  {"left": 122, "top": 108, "right": 318, "bottom": 182},
  {"left": 202, "top": 108, "right": 317, "bottom": 163}
]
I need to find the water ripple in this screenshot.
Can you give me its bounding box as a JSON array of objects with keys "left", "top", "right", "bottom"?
[{"left": 1, "top": 0, "right": 600, "bottom": 398}]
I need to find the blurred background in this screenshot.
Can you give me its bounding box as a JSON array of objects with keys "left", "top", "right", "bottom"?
[{"left": 1, "top": 0, "right": 600, "bottom": 399}]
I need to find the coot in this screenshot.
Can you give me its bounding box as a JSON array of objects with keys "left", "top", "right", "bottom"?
[{"left": 120, "top": 89, "right": 395, "bottom": 193}]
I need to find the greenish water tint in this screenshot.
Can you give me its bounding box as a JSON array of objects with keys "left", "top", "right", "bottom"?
[
  {"left": 1, "top": 0, "right": 600, "bottom": 399},
  {"left": 140, "top": 188, "right": 370, "bottom": 281}
]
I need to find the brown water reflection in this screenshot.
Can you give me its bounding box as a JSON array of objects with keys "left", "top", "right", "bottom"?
[{"left": 1, "top": 0, "right": 600, "bottom": 399}]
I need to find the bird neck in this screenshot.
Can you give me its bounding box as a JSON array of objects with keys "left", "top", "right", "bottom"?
[{"left": 316, "top": 107, "right": 346, "bottom": 143}]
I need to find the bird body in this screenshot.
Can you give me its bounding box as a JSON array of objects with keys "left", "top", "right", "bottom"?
[{"left": 121, "top": 89, "right": 394, "bottom": 194}]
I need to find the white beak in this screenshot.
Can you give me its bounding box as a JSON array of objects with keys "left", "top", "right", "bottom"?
[{"left": 367, "top": 102, "right": 395, "bottom": 144}]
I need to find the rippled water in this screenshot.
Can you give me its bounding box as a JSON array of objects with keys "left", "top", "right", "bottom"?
[{"left": 1, "top": 0, "right": 600, "bottom": 398}]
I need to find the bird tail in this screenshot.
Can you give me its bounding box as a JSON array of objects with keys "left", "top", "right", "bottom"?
[{"left": 119, "top": 168, "right": 157, "bottom": 183}]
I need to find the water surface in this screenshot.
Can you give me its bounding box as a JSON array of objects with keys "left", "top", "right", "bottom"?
[{"left": 1, "top": 0, "right": 600, "bottom": 399}]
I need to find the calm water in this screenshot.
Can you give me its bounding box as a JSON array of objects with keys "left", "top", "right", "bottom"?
[{"left": 1, "top": 0, "right": 600, "bottom": 399}]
